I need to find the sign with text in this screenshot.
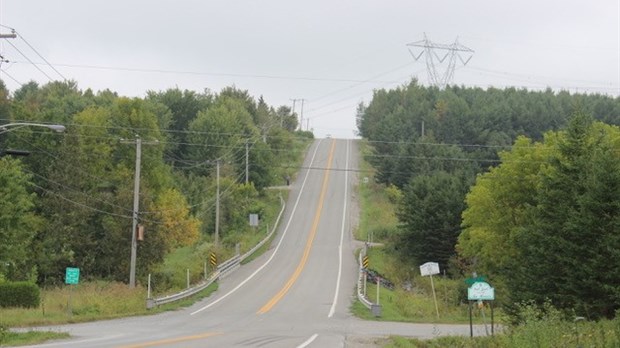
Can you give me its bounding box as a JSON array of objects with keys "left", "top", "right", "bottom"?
[
  {"left": 419, "top": 262, "right": 440, "bottom": 276},
  {"left": 65, "top": 267, "right": 80, "bottom": 285},
  {"left": 249, "top": 214, "right": 259, "bottom": 227},
  {"left": 467, "top": 281, "right": 495, "bottom": 301}
]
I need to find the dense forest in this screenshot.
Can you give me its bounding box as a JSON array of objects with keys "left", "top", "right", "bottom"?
[
  {"left": 357, "top": 79, "right": 620, "bottom": 319},
  {"left": 0, "top": 79, "right": 307, "bottom": 286}
]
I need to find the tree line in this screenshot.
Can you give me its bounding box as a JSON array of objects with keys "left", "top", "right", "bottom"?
[
  {"left": 357, "top": 79, "right": 620, "bottom": 319},
  {"left": 0, "top": 79, "right": 306, "bottom": 286}
]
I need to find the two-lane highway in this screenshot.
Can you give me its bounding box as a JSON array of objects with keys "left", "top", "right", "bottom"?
[{"left": 22, "top": 139, "right": 483, "bottom": 347}]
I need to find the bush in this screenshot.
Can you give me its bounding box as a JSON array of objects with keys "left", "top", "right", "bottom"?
[
  {"left": 0, "top": 281, "right": 40, "bottom": 308},
  {"left": 0, "top": 324, "right": 6, "bottom": 344}
]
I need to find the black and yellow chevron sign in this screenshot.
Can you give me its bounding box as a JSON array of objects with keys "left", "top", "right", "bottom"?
[
  {"left": 210, "top": 252, "right": 217, "bottom": 267},
  {"left": 362, "top": 255, "right": 369, "bottom": 269}
]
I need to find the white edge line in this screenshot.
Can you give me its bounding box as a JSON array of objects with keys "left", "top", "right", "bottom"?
[
  {"left": 297, "top": 333, "right": 319, "bottom": 348},
  {"left": 20, "top": 334, "right": 125, "bottom": 347},
  {"left": 191, "top": 140, "right": 324, "bottom": 316},
  {"left": 328, "top": 139, "right": 349, "bottom": 318}
]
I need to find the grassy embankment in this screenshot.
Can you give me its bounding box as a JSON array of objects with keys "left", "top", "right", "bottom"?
[
  {"left": 353, "top": 140, "right": 620, "bottom": 347},
  {"left": 352, "top": 140, "right": 490, "bottom": 324}
]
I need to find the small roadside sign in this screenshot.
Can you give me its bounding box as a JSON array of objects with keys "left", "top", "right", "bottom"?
[
  {"left": 362, "top": 255, "right": 369, "bottom": 269},
  {"left": 419, "top": 262, "right": 440, "bottom": 276},
  {"left": 419, "top": 262, "right": 440, "bottom": 319},
  {"left": 65, "top": 267, "right": 80, "bottom": 285},
  {"left": 467, "top": 281, "right": 495, "bottom": 301},
  {"left": 209, "top": 252, "right": 217, "bottom": 267},
  {"left": 249, "top": 214, "right": 259, "bottom": 227}
]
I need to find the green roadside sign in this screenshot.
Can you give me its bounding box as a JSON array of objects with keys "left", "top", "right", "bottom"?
[
  {"left": 65, "top": 267, "right": 80, "bottom": 285},
  {"left": 464, "top": 276, "right": 487, "bottom": 286}
]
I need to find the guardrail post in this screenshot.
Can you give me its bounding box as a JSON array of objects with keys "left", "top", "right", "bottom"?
[{"left": 371, "top": 303, "right": 382, "bottom": 317}]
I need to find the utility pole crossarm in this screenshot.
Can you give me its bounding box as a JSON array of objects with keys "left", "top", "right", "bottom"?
[{"left": 0, "top": 28, "right": 16, "bottom": 39}]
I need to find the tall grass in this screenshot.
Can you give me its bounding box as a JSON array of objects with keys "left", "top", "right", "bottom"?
[
  {"left": 356, "top": 141, "right": 399, "bottom": 243},
  {"left": 384, "top": 315, "right": 620, "bottom": 347},
  {"left": 353, "top": 247, "right": 497, "bottom": 325},
  {"left": 0, "top": 281, "right": 146, "bottom": 327}
]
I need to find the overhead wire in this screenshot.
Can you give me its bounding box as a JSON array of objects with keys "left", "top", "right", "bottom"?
[
  {"left": 13, "top": 29, "right": 67, "bottom": 81},
  {"left": 11, "top": 60, "right": 399, "bottom": 84},
  {"left": 23, "top": 168, "right": 134, "bottom": 213},
  {"left": 31, "top": 183, "right": 134, "bottom": 220},
  {"left": 304, "top": 68, "right": 426, "bottom": 120},
  {"left": 0, "top": 68, "right": 22, "bottom": 86},
  {"left": 4, "top": 39, "right": 54, "bottom": 82}
]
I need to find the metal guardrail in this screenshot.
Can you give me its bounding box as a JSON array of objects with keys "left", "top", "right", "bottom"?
[
  {"left": 147, "top": 272, "right": 219, "bottom": 309},
  {"left": 147, "top": 194, "right": 286, "bottom": 309},
  {"left": 217, "top": 254, "right": 240, "bottom": 278}
]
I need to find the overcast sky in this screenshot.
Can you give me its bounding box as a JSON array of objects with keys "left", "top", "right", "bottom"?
[{"left": 1, "top": 1, "right": 618, "bottom": 138}]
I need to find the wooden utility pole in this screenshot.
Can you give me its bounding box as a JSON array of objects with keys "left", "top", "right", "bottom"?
[
  {"left": 121, "top": 136, "right": 158, "bottom": 288},
  {"left": 215, "top": 159, "right": 221, "bottom": 246},
  {"left": 245, "top": 141, "right": 249, "bottom": 184}
]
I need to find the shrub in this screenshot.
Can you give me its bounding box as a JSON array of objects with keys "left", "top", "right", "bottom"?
[
  {"left": 0, "top": 281, "right": 40, "bottom": 308},
  {"left": 0, "top": 323, "right": 6, "bottom": 344}
]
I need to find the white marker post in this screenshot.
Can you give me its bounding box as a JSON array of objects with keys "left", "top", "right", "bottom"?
[{"left": 420, "top": 262, "right": 440, "bottom": 319}]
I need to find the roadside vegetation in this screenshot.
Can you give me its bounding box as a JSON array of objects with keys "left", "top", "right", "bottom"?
[
  {"left": 355, "top": 140, "right": 620, "bottom": 346},
  {"left": 0, "top": 177, "right": 295, "bottom": 346},
  {"left": 353, "top": 79, "right": 620, "bottom": 347},
  {"left": 0, "top": 80, "right": 310, "bottom": 346}
]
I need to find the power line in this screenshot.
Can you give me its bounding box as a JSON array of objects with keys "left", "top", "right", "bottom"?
[
  {"left": 14, "top": 30, "right": 67, "bottom": 81},
  {"left": 23, "top": 168, "right": 134, "bottom": 213},
  {"left": 0, "top": 68, "right": 22, "bottom": 86},
  {"left": 309, "top": 61, "right": 416, "bottom": 103},
  {"left": 5, "top": 40, "right": 54, "bottom": 81},
  {"left": 31, "top": 183, "right": 134, "bottom": 220},
  {"left": 12, "top": 61, "right": 399, "bottom": 84}
]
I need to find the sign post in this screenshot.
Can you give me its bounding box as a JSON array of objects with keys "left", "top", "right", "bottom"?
[
  {"left": 467, "top": 280, "right": 495, "bottom": 337},
  {"left": 419, "top": 262, "right": 440, "bottom": 319},
  {"left": 65, "top": 267, "right": 80, "bottom": 316}
]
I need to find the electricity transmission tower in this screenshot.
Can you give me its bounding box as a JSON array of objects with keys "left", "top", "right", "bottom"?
[{"left": 407, "top": 33, "right": 474, "bottom": 89}]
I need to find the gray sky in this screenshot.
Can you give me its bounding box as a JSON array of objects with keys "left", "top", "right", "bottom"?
[{"left": 1, "top": 0, "right": 618, "bottom": 138}]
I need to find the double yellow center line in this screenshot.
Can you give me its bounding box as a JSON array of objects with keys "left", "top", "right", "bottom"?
[{"left": 257, "top": 140, "right": 336, "bottom": 314}]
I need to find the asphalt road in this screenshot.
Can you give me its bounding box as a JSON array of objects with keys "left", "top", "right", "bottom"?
[{"left": 21, "top": 139, "right": 488, "bottom": 348}]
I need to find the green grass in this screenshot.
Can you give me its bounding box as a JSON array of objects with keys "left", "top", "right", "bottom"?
[
  {"left": 356, "top": 140, "right": 400, "bottom": 243},
  {"left": 382, "top": 316, "right": 620, "bottom": 347},
  {"left": 0, "top": 280, "right": 218, "bottom": 346},
  {"left": 0, "top": 280, "right": 218, "bottom": 328},
  {"left": 0, "top": 328, "right": 70, "bottom": 347}
]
